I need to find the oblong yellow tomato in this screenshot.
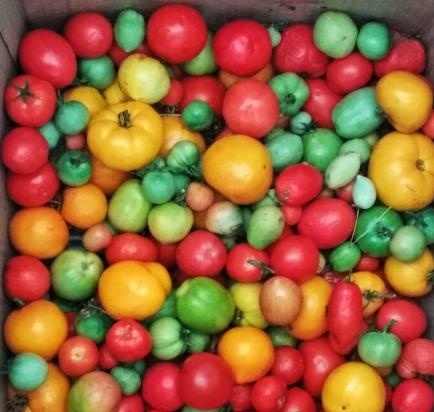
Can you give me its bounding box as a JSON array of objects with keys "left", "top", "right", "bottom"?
[
  {"left": 98, "top": 260, "right": 172, "bottom": 320},
  {"left": 368, "top": 132, "right": 434, "bottom": 211},
  {"left": 4, "top": 300, "right": 68, "bottom": 360},
  {"left": 351, "top": 271, "right": 386, "bottom": 317},
  {"left": 384, "top": 248, "right": 434, "bottom": 297},
  {"left": 322, "top": 362, "right": 386, "bottom": 412},
  {"left": 103, "top": 78, "right": 129, "bottom": 105},
  {"left": 64, "top": 85, "right": 107, "bottom": 117},
  {"left": 288, "top": 276, "right": 332, "bottom": 340},
  {"left": 202, "top": 134, "right": 273, "bottom": 205},
  {"left": 376, "top": 71, "right": 432, "bottom": 133},
  {"left": 87, "top": 101, "right": 163, "bottom": 171}
]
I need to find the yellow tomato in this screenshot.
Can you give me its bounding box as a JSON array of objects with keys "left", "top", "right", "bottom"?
[
  {"left": 368, "top": 131, "right": 434, "bottom": 211},
  {"left": 202, "top": 134, "right": 273, "bottom": 205},
  {"left": 322, "top": 362, "right": 386, "bottom": 412},
  {"left": 288, "top": 276, "right": 332, "bottom": 340},
  {"left": 103, "top": 78, "right": 129, "bottom": 105},
  {"left": 351, "top": 271, "right": 386, "bottom": 317},
  {"left": 384, "top": 248, "right": 434, "bottom": 297},
  {"left": 98, "top": 260, "right": 171, "bottom": 320},
  {"left": 376, "top": 71, "right": 432, "bottom": 133},
  {"left": 63, "top": 86, "right": 107, "bottom": 117},
  {"left": 87, "top": 101, "right": 163, "bottom": 171},
  {"left": 118, "top": 53, "right": 170, "bottom": 104}
]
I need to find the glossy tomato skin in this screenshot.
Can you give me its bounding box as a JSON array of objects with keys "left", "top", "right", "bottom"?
[
  {"left": 392, "top": 378, "right": 434, "bottom": 412},
  {"left": 280, "top": 387, "right": 316, "bottom": 412},
  {"left": 58, "top": 336, "right": 99, "bottom": 377},
  {"left": 116, "top": 394, "right": 146, "bottom": 412},
  {"left": 109, "top": 42, "right": 151, "bottom": 67},
  {"left": 230, "top": 384, "right": 253, "bottom": 412},
  {"left": 213, "top": 19, "right": 272, "bottom": 76},
  {"left": 250, "top": 375, "right": 287, "bottom": 412},
  {"left": 271, "top": 346, "right": 304, "bottom": 385},
  {"left": 147, "top": 4, "right": 207, "bottom": 64},
  {"left": 18, "top": 29, "right": 77, "bottom": 88},
  {"left": 355, "top": 254, "right": 381, "bottom": 272},
  {"left": 98, "top": 343, "right": 119, "bottom": 371},
  {"left": 105, "top": 233, "right": 158, "bottom": 265}
]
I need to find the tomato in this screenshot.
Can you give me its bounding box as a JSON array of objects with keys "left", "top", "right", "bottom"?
[
  {"left": 116, "top": 394, "right": 145, "bottom": 412},
  {"left": 229, "top": 384, "right": 253, "bottom": 412},
  {"left": 281, "top": 387, "right": 316, "bottom": 412},
  {"left": 355, "top": 254, "right": 381, "bottom": 272},
  {"left": 109, "top": 41, "right": 151, "bottom": 67},
  {"left": 180, "top": 352, "right": 235, "bottom": 409},
  {"left": 161, "top": 79, "right": 184, "bottom": 106},
  {"left": 396, "top": 338, "right": 434, "bottom": 378},
  {"left": 270, "top": 346, "right": 304, "bottom": 385},
  {"left": 9, "top": 352, "right": 48, "bottom": 391},
  {"left": 213, "top": 19, "right": 272, "bottom": 76},
  {"left": 56, "top": 150, "right": 92, "bottom": 186},
  {"left": 356, "top": 22, "right": 391, "bottom": 60},
  {"left": 351, "top": 271, "right": 387, "bottom": 317},
  {"left": 105, "top": 233, "right": 158, "bottom": 265},
  {"left": 250, "top": 375, "right": 287, "bottom": 412},
  {"left": 82, "top": 223, "right": 113, "bottom": 253},
  {"left": 154, "top": 240, "right": 178, "bottom": 271},
  {"left": 18, "top": 29, "right": 77, "bottom": 88},
  {"left": 185, "top": 182, "right": 215, "bottom": 212},
  {"left": 98, "top": 344, "right": 119, "bottom": 371},
  {"left": 58, "top": 336, "right": 99, "bottom": 377},
  {"left": 392, "top": 378, "right": 434, "bottom": 412},
  {"left": 64, "top": 12, "right": 113, "bottom": 57},
  {"left": 205, "top": 200, "right": 244, "bottom": 237}
]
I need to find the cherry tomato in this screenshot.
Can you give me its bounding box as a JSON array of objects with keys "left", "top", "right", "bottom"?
[
  {"left": 422, "top": 110, "right": 434, "bottom": 138},
  {"left": 250, "top": 375, "right": 287, "bottom": 412},
  {"left": 230, "top": 384, "right": 253, "bottom": 412},
  {"left": 105, "top": 233, "right": 158, "bottom": 264},
  {"left": 281, "top": 204, "right": 303, "bottom": 226},
  {"left": 281, "top": 387, "right": 316, "bottom": 412},
  {"left": 355, "top": 254, "right": 381, "bottom": 272},
  {"left": 116, "top": 394, "right": 146, "bottom": 412},
  {"left": 392, "top": 378, "right": 434, "bottom": 412},
  {"left": 271, "top": 346, "right": 304, "bottom": 385},
  {"left": 109, "top": 41, "right": 151, "bottom": 66},
  {"left": 82, "top": 223, "right": 113, "bottom": 253},
  {"left": 98, "top": 343, "right": 119, "bottom": 371},
  {"left": 160, "top": 79, "right": 184, "bottom": 106},
  {"left": 154, "top": 239, "right": 178, "bottom": 271},
  {"left": 58, "top": 336, "right": 99, "bottom": 377}
]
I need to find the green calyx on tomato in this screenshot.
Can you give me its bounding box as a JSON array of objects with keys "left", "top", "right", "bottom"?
[
  {"left": 182, "top": 100, "right": 214, "bottom": 132},
  {"left": 291, "top": 111, "right": 315, "bottom": 135},
  {"left": 56, "top": 150, "right": 92, "bottom": 186},
  {"left": 403, "top": 207, "right": 434, "bottom": 245},
  {"left": 265, "top": 128, "right": 304, "bottom": 172}
]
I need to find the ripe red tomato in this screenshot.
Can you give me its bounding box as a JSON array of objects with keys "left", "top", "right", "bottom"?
[
  {"left": 109, "top": 42, "right": 151, "bottom": 67},
  {"left": 105, "top": 233, "right": 158, "bottom": 265},
  {"left": 175, "top": 230, "right": 227, "bottom": 277},
  {"left": 3, "top": 255, "right": 50, "bottom": 303},
  {"left": 64, "top": 12, "right": 113, "bottom": 57},
  {"left": 6, "top": 162, "right": 60, "bottom": 207},
  {"left": 1, "top": 127, "right": 49, "bottom": 174},
  {"left": 422, "top": 110, "right": 434, "bottom": 138},
  {"left": 273, "top": 24, "right": 329, "bottom": 77},
  {"left": 98, "top": 343, "right": 119, "bottom": 371},
  {"left": 222, "top": 79, "right": 279, "bottom": 138},
  {"left": 160, "top": 79, "right": 184, "bottom": 106},
  {"left": 230, "top": 384, "right": 253, "bottom": 412},
  {"left": 116, "top": 394, "right": 146, "bottom": 412},
  {"left": 213, "top": 19, "right": 272, "bottom": 77},
  {"left": 141, "top": 362, "right": 183, "bottom": 412},
  {"left": 58, "top": 336, "right": 99, "bottom": 377},
  {"left": 354, "top": 254, "right": 381, "bottom": 272},
  {"left": 105, "top": 319, "right": 152, "bottom": 362},
  {"left": 250, "top": 375, "right": 287, "bottom": 412},
  {"left": 392, "top": 378, "right": 434, "bottom": 412},
  {"left": 147, "top": 4, "right": 207, "bottom": 64},
  {"left": 280, "top": 387, "right": 317, "bottom": 412},
  {"left": 154, "top": 240, "right": 178, "bottom": 271},
  {"left": 4, "top": 75, "right": 56, "bottom": 127},
  {"left": 281, "top": 205, "right": 303, "bottom": 226},
  {"left": 271, "top": 346, "right": 305, "bottom": 385},
  {"left": 18, "top": 29, "right": 77, "bottom": 88}
]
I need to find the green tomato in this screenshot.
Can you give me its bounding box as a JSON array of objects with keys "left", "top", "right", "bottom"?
[
  {"left": 339, "top": 138, "right": 372, "bottom": 163},
  {"left": 269, "top": 73, "right": 309, "bottom": 116},
  {"left": 352, "top": 175, "right": 377, "bottom": 210},
  {"left": 123, "top": 359, "right": 146, "bottom": 376},
  {"left": 357, "top": 22, "right": 391, "bottom": 61},
  {"left": 141, "top": 170, "right": 176, "bottom": 204},
  {"left": 183, "top": 32, "right": 217, "bottom": 75},
  {"left": 403, "top": 207, "right": 434, "bottom": 245},
  {"left": 51, "top": 249, "right": 104, "bottom": 301},
  {"left": 290, "top": 111, "right": 315, "bottom": 135},
  {"left": 389, "top": 225, "right": 426, "bottom": 262},
  {"left": 173, "top": 173, "right": 192, "bottom": 194},
  {"left": 56, "top": 150, "right": 92, "bottom": 186},
  {"left": 205, "top": 200, "right": 244, "bottom": 237},
  {"left": 386, "top": 371, "right": 401, "bottom": 389},
  {"left": 9, "top": 353, "right": 48, "bottom": 391},
  {"left": 110, "top": 366, "right": 141, "bottom": 395},
  {"left": 144, "top": 292, "right": 177, "bottom": 325},
  {"left": 55, "top": 100, "right": 89, "bottom": 135},
  {"left": 266, "top": 326, "right": 298, "bottom": 347},
  {"left": 247, "top": 205, "right": 285, "bottom": 249},
  {"left": 325, "top": 152, "right": 361, "bottom": 189},
  {"left": 185, "top": 330, "right": 211, "bottom": 353},
  {"left": 329, "top": 241, "right": 361, "bottom": 272},
  {"left": 74, "top": 307, "right": 112, "bottom": 344},
  {"left": 39, "top": 121, "right": 62, "bottom": 148},
  {"left": 265, "top": 128, "right": 304, "bottom": 172},
  {"left": 166, "top": 140, "right": 201, "bottom": 176},
  {"left": 114, "top": 9, "right": 146, "bottom": 52},
  {"left": 252, "top": 189, "right": 280, "bottom": 211},
  {"left": 149, "top": 317, "right": 187, "bottom": 360},
  {"left": 268, "top": 25, "right": 281, "bottom": 48},
  {"left": 182, "top": 101, "right": 214, "bottom": 132},
  {"left": 78, "top": 56, "right": 115, "bottom": 90},
  {"left": 176, "top": 277, "right": 235, "bottom": 334}
]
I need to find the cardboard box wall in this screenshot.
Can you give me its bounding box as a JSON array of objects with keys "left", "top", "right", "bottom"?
[{"left": 0, "top": 0, "right": 433, "bottom": 405}]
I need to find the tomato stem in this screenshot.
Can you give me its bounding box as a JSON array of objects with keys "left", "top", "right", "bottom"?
[
  {"left": 382, "top": 319, "right": 398, "bottom": 333},
  {"left": 118, "top": 110, "right": 131, "bottom": 128},
  {"left": 247, "top": 259, "right": 275, "bottom": 280},
  {"left": 15, "top": 80, "right": 33, "bottom": 103}
]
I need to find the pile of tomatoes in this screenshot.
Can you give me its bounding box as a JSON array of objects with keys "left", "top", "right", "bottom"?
[{"left": 2, "top": 4, "right": 434, "bottom": 412}]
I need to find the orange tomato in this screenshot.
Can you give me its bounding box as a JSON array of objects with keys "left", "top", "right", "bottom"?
[
  {"left": 4, "top": 300, "right": 68, "bottom": 360},
  {"left": 202, "top": 134, "right": 273, "bottom": 205},
  {"left": 61, "top": 183, "right": 108, "bottom": 229},
  {"left": 89, "top": 155, "right": 129, "bottom": 195},
  {"left": 98, "top": 260, "right": 172, "bottom": 320},
  {"left": 288, "top": 276, "right": 333, "bottom": 340},
  {"left": 217, "top": 326, "right": 274, "bottom": 384},
  {"left": 63, "top": 85, "right": 107, "bottom": 116},
  {"left": 9, "top": 207, "right": 69, "bottom": 259},
  {"left": 218, "top": 62, "right": 274, "bottom": 88},
  {"left": 351, "top": 271, "right": 387, "bottom": 317}
]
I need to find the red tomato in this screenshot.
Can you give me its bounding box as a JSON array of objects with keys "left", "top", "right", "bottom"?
[
  {"left": 1, "top": 127, "right": 49, "bottom": 174},
  {"left": 222, "top": 79, "right": 279, "bottom": 138},
  {"left": 58, "top": 336, "right": 99, "bottom": 377},
  {"left": 273, "top": 24, "right": 329, "bottom": 77},
  {"left": 396, "top": 338, "right": 434, "bottom": 379},
  {"left": 116, "top": 394, "right": 145, "bottom": 412},
  {"left": 160, "top": 79, "right": 184, "bottom": 106},
  {"left": 297, "top": 198, "right": 356, "bottom": 249},
  {"left": 179, "top": 75, "right": 226, "bottom": 117},
  {"left": 213, "top": 19, "right": 272, "bottom": 77},
  {"left": 422, "top": 110, "right": 434, "bottom": 138},
  {"left": 269, "top": 234, "right": 319, "bottom": 283},
  {"left": 303, "top": 78, "right": 342, "bottom": 129},
  {"left": 18, "top": 29, "right": 77, "bottom": 88},
  {"left": 105, "top": 319, "right": 152, "bottom": 362},
  {"left": 64, "top": 12, "right": 113, "bottom": 58},
  {"left": 271, "top": 346, "right": 304, "bottom": 385},
  {"left": 65, "top": 311, "right": 77, "bottom": 339},
  {"left": 391, "top": 379, "right": 434, "bottom": 412},
  {"left": 376, "top": 299, "right": 427, "bottom": 344},
  {"left": 355, "top": 254, "right": 381, "bottom": 272},
  {"left": 281, "top": 204, "right": 303, "bottom": 226},
  {"left": 250, "top": 375, "right": 287, "bottom": 412},
  {"left": 326, "top": 53, "right": 373, "bottom": 95},
  {"left": 230, "top": 384, "right": 253, "bottom": 412},
  {"left": 109, "top": 41, "right": 151, "bottom": 67},
  {"left": 180, "top": 352, "right": 235, "bottom": 410},
  {"left": 6, "top": 162, "right": 59, "bottom": 207},
  {"left": 98, "top": 343, "right": 119, "bottom": 370},
  {"left": 4, "top": 75, "right": 56, "bottom": 127},
  {"left": 147, "top": 4, "right": 207, "bottom": 64},
  {"left": 280, "top": 387, "right": 317, "bottom": 412},
  {"left": 105, "top": 233, "right": 158, "bottom": 265},
  {"left": 175, "top": 230, "right": 227, "bottom": 277},
  {"left": 141, "top": 363, "right": 183, "bottom": 412},
  {"left": 65, "top": 133, "right": 87, "bottom": 151},
  {"left": 3, "top": 255, "right": 50, "bottom": 303},
  {"left": 154, "top": 240, "right": 178, "bottom": 271},
  {"left": 275, "top": 163, "right": 323, "bottom": 207},
  {"left": 82, "top": 223, "right": 113, "bottom": 253}
]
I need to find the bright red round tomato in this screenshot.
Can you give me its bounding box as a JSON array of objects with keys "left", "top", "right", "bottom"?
[
  {"left": 422, "top": 110, "right": 434, "bottom": 138},
  {"left": 280, "top": 387, "right": 316, "bottom": 412},
  {"left": 105, "top": 233, "right": 158, "bottom": 265},
  {"left": 64, "top": 12, "right": 113, "bottom": 57},
  {"left": 281, "top": 205, "right": 303, "bottom": 226},
  {"left": 1, "top": 127, "right": 49, "bottom": 174},
  {"left": 105, "top": 319, "right": 152, "bottom": 362},
  {"left": 98, "top": 343, "right": 119, "bottom": 371},
  {"left": 6, "top": 162, "right": 59, "bottom": 207},
  {"left": 354, "top": 254, "right": 381, "bottom": 272},
  {"left": 154, "top": 240, "right": 178, "bottom": 271},
  {"left": 213, "top": 19, "right": 272, "bottom": 77},
  {"left": 179, "top": 75, "right": 226, "bottom": 117},
  {"left": 271, "top": 346, "right": 305, "bottom": 385},
  {"left": 3, "top": 255, "right": 50, "bottom": 303},
  {"left": 392, "top": 378, "right": 434, "bottom": 412},
  {"left": 326, "top": 52, "right": 373, "bottom": 95},
  {"left": 175, "top": 230, "right": 227, "bottom": 277},
  {"left": 160, "top": 79, "right": 184, "bottom": 106},
  {"left": 58, "top": 336, "right": 99, "bottom": 377},
  {"left": 4, "top": 75, "right": 56, "bottom": 127},
  {"left": 222, "top": 79, "right": 279, "bottom": 138},
  {"left": 297, "top": 198, "right": 356, "bottom": 249},
  {"left": 250, "top": 375, "right": 287, "bottom": 412},
  {"left": 335, "top": 180, "right": 355, "bottom": 204},
  {"left": 230, "top": 384, "right": 253, "bottom": 412},
  {"left": 18, "top": 29, "right": 77, "bottom": 88},
  {"left": 180, "top": 352, "right": 235, "bottom": 410},
  {"left": 116, "top": 394, "right": 145, "bottom": 412},
  {"left": 141, "top": 362, "right": 183, "bottom": 412},
  {"left": 109, "top": 42, "right": 151, "bottom": 67},
  {"left": 146, "top": 4, "right": 207, "bottom": 64}
]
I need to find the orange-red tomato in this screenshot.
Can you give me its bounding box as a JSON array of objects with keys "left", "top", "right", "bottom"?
[{"left": 351, "top": 271, "right": 387, "bottom": 317}]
